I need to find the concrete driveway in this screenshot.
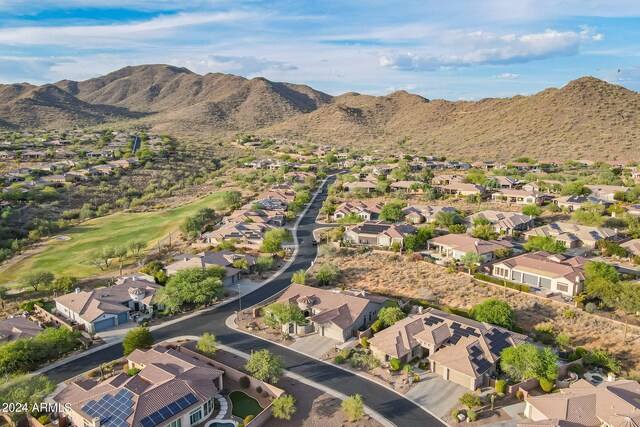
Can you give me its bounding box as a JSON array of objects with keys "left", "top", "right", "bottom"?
[
  {"left": 405, "top": 372, "right": 467, "bottom": 418},
  {"left": 289, "top": 334, "right": 339, "bottom": 359}
]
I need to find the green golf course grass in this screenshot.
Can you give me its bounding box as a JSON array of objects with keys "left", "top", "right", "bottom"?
[{"left": 0, "top": 192, "right": 226, "bottom": 283}]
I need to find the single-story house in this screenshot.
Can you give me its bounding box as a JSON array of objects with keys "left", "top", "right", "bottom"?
[
  {"left": 165, "top": 250, "right": 257, "bottom": 286},
  {"left": 54, "top": 276, "right": 160, "bottom": 334},
  {"left": 491, "top": 189, "right": 543, "bottom": 205},
  {"left": 369, "top": 308, "right": 527, "bottom": 390},
  {"left": 202, "top": 223, "right": 274, "bottom": 246},
  {"left": 585, "top": 185, "right": 631, "bottom": 202},
  {"left": 491, "top": 251, "right": 587, "bottom": 296},
  {"left": 491, "top": 176, "right": 520, "bottom": 189},
  {"left": 276, "top": 284, "right": 387, "bottom": 342},
  {"left": 390, "top": 180, "right": 424, "bottom": 193},
  {"left": 255, "top": 190, "right": 296, "bottom": 203},
  {"left": 622, "top": 204, "right": 640, "bottom": 218},
  {"left": 344, "top": 221, "right": 417, "bottom": 248},
  {"left": 465, "top": 210, "right": 535, "bottom": 235},
  {"left": 524, "top": 222, "right": 618, "bottom": 249},
  {"left": 333, "top": 201, "right": 383, "bottom": 222},
  {"left": 224, "top": 208, "right": 285, "bottom": 226},
  {"left": 521, "top": 378, "right": 640, "bottom": 427},
  {"left": 621, "top": 239, "right": 640, "bottom": 257},
  {"left": 402, "top": 205, "right": 457, "bottom": 224},
  {"left": 343, "top": 181, "right": 378, "bottom": 193},
  {"left": 554, "top": 195, "right": 611, "bottom": 212},
  {"left": 0, "top": 316, "right": 43, "bottom": 342},
  {"left": 431, "top": 174, "right": 464, "bottom": 186},
  {"left": 427, "top": 234, "right": 514, "bottom": 262},
  {"left": 439, "top": 182, "right": 486, "bottom": 196}
]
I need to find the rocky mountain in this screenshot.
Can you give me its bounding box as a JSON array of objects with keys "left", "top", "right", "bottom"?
[{"left": 1, "top": 64, "right": 639, "bottom": 161}]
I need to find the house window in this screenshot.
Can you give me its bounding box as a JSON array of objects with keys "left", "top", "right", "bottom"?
[
  {"left": 166, "top": 419, "right": 182, "bottom": 427},
  {"left": 557, "top": 283, "right": 569, "bottom": 293},
  {"left": 203, "top": 399, "right": 214, "bottom": 416},
  {"left": 189, "top": 409, "right": 202, "bottom": 425}
]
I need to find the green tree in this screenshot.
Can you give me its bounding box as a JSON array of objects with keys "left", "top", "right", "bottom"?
[
  {"left": 448, "top": 224, "right": 468, "bottom": 234},
  {"left": 23, "top": 271, "right": 55, "bottom": 292},
  {"left": 522, "top": 204, "right": 542, "bottom": 217},
  {"left": 342, "top": 394, "right": 364, "bottom": 422},
  {"left": 196, "top": 333, "right": 218, "bottom": 355},
  {"left": 261, "top": 302, "right": 305, "bottom": 329},
  {"left": 0, "top": 374, "right": 55, "bottom": 425},
  {"left": 261, "top": 228, "right": 293, "bottom": 253},
  {"left": 128, "top": 240, "right": 147, "bottom": 265},
  {"left": 245, "top": 349, "right": 284, "bottom": 383},
  {"left": 291, "top": 269, "right": 307, "bottom": 284},
  {"left": 461, "top": 251, "right": 484, "bottom": 269},
  {"left": 561, "top": 182, "right": 591, "bottom": 196},
  {"left": 435, "top": 210, "right": 462, "bottom": 227},
  {"left": 471, "top": 224, "right": 497, "bottom": 240},
  {"left": 500, "top": 344, "right": 559, "bottom": 382},
  {"left": 585, "top": 261, "right": 620, "bottom": 283},
  {"left": 271, "top": 394, "right": 297, "bottom": 420},
  {"left": 256, "top": 255, "right": 276, "bottom": 272},
  {"left": 470, "top": 298, "right": 515, "bottom": 329},
  {"left": 316, "top": 262, "right": 340, "bottom": 286},
  {"left": 377, "top": 306, "right": 406, "bottom": 327},
  {"left": 51, "top": 275, "right": 79, "bottom": 294},
  {"left": 459, "top": 391, "right": 482, "bottom": 409},
  {"left": 158, "top": 267, "right": 224, "bottom": 310},
  {"left": 122, "top": 327, "right": 154, "bottom": 356},
  {"left": 379, "top": 201, "right": 406, "bottom": 222},
  {"left": 223, "top": 190, "right": 242, "bottom": 207},
  {"left": 523, "top": 236, "right": 566, "bottom": 254},
  {"left": 114, "top": 246, "right": 128, "bottom": 276},
  {"left": 89, "top": 246, "right": 117, "bottom": 270}
]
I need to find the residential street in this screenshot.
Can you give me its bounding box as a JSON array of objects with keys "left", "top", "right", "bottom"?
[{"left": 44, "top": 177, "right": 446, "bottom": 427}]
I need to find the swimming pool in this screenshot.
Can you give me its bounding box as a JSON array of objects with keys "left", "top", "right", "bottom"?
[
  {"left": 591, "top": 375, "right": 604, "bottom": 383},
  {"left": 208, "top": 423, "right": 235, "bottom": 427}
]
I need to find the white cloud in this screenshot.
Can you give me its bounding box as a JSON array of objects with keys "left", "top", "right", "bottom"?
[
  {"left": 379, "top": 28, "right": 602, "bottom": 71},
  {"left": 493, "top": 73, "right": 521, "bottom": 79},
  {"left": 183, "top": 55, "right": 297, "bottom": 75}
]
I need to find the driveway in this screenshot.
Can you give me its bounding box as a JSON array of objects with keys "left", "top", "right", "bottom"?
[
  {"left": 405, "top": 372, "right": 467, "bottom": 418},
  {"left": 289, "top": 334, "right": 339, "bottom": 359}
]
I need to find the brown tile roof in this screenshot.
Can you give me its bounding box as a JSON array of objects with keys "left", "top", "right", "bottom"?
[
  {"left": 466, "top": 210, "right": 534, "bottom": 230},
  {"left": 0, "top": 317, "right": 42, "bottom": 341},
  {"left": 428, "top": 234, "right": 513, "bottom": 255},
  {"left": 166, "top": 251, "right": 256, "bottom": 276},
  {"left": 494, "top": 251, "right": 586, "bottom": 283},
  {"left": 621, "top": 239, "right": 640, "bottom": 257},
  {"left": 524, "top": 222, "right": 617, "bottom": 244}
]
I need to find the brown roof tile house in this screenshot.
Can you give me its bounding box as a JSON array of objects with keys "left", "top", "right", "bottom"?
[
  {"left": 0, "top": 316, "right": 43, "bottom": 342},
  {"left": 427, "top": 234, "right": 514, "bottom": 263},
  {"left": 333, "top": 201, "right": 383, "bottom": 222},
  {"left": 54, "top": 345, "right": 233, "bottom": 427},
  {"left": 402, "top": 205, "right": 457, "bottom": 224},
  {"left": 54, "top": 277, "right": 160, "bottom": 334},
  {"left": 620, "top": 239, "right": 640, "bottom": 257},
  {"left": 344, "top": 221, "right": 417, "bottom": 248},
  {"left": 276, "top": 284, "right": 387, "bottom": 342},
  {"left": 465, "top": 210, "right": 535, "bottom": 235},
  {"left": 202, "top": 223, "right": 274, "bottom": 246},
  {"left": 165, "top": 251, "right": 256, "bottom": 287},
  {"left": 522, "top": 378, "right": 640, "bottom": 427},
  {"left": 368, "top": 308, "right": 527, "bottom": 390},
  {"left": 491, "top": 189, "right": 543, "bottom": 205},
  {"left": 491, "top": 251, "right": 587, "bottom": 296},
  {"left": 524, "top": 222, "right": 618, "bottom": 249}
]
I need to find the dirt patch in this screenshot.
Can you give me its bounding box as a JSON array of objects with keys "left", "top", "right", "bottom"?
[{"left": 314, "top": 252, "right": 640, "bottom": 373}]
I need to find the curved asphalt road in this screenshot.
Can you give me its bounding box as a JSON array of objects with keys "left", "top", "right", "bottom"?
[{"left": 46, "top": 178, "right": 445, "bottom": 427}]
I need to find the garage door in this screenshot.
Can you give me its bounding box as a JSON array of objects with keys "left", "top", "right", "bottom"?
[
  {"left": 448, "top": 369, "right": 473, "bottom": 390},
  {"left": 93, "top": 317, "right": 116, "bottom": 332}
]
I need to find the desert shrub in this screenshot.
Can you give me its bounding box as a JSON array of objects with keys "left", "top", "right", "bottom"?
[
  {"left": 239, "top": 375, "right": 250, "bottom": 388},
  {"left": 87, "top": 370, "right": 99, "bottom": 378},
  {"left": 451, "top": 409, "right": 460, "bottom": 422},
  {"left": 575, "top": 347, "right": 587, "bottom": 358},
  {"left": 243, "top": 415, "right": 254, "bottom": 425},
  {"left": 459, "top": 392, "right": 482, "bottom": 409},
  {"left": 256, "top": 386, "right": 262, "bottom": 394},
  {"left": 334, "top": 355, "right": 346, "bottom": 364},
  {"left": 539, "top": 377, "right": 555, "bottom": 392},
  {"left": 568, "top": 364, "right": 585, "bottom": 376},
  {"left": 350, "top": 352, "right": 380, "bottom": 370},
  {"left": 360, "top": 336, "right": 369, "bottom": 349},
  {"left": 339, "top": 348, "right": 352, "bottom": 359},
  {"left": 413, "top": 374, "right": 420, "bottom": 383},
  {"left": 563, "top": 310, "right": 576, "bottom": 319},
  {"left": 389, "top": 358, "right": 401, "bottom": 371},
  {"left": 127, "top": 368, "right": 141, "bottom": 376},
  {"left": 467, "top": 410, "right": 477, "bottom": 422},
  {"left": 585, "top": 302, "right": 597, "bottom": 313},
  {"left": 495, "top": 379, "right": 507, "bottom": 394},
  {"left": 37, "top": 416, "right": 50, "bottom": 425}
]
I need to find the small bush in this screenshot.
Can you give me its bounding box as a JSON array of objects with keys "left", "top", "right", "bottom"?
[
  {"left": 339, "top": 348, "right": 352, "bottom": 359},
  {"left": 371, "top": 319, "right": 384, "bottom": 333},
  {"left": 389, "top": 358, "right": 401, "bottom": 371},
  {"left": 563, "top": 310, "right": 576, "bottom": 319},
  {"left": 451, "top": 409, "right": 460, "bottom": 422},
  {"left": 360, "top": 336, "right": 369, "bottom": 349},
  {"left": 413, "top": 374, "right": 420, "bottom": 383},
  {"left": 256, "top": 386, "right": 262, "bottom": 394},
  {"left": 87, "top": 370, "right": 99, "bottom": 378},
  {"left": 334, "top": 355, "right": 346, "bottom": 364},
  {"left": 244, "top": 415, "right": 254, "bottom": 425},
  {"left": 467, "top": 410, "right": 477, "bottom": 422},
  {"left": 127, "top": 368, "right": 141, "bottom": 376},
  {"left": 585, "top": 302, "right": 597, "bottom": 313},
  {"left": 568, "top": 364, "right": 585, "bottom": 375},
  {"left": 539, "top": 377, "right": 554, "bottom": 393},
  {"left": 495, "top": 379, "right": 507, "bottom": 394},
  {"left": 37, "top": 415, "right": 50, "bottom": 425},
  {"left": 515, "top": 390, "right": 524, "bottom": 401},
  {"left": 575, "top": 347, "right": 587, "bottom": 358},
  {"left": 239, "top": 375, "right": 250, "bottom": 388}
]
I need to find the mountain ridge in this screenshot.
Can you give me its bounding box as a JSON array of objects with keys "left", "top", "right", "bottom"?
[{"left": 1, "top": 65, "right": 639, "bottom": 161}]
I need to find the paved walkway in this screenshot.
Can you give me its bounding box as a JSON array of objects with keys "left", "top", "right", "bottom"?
[{"left": 404, "top": 373, "right": 466, "bottom": 419}]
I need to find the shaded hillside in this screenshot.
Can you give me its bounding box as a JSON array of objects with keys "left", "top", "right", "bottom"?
[{"left": 1, "top": 64, "right": 639, "bottom": 161}]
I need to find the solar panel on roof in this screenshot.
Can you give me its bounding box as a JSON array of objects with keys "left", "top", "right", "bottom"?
[
  {"left": 139, "top": 393, "right": 199, "bottom": 427},
  {"left": 139, "top": 418, "right": 155, "bottom": 427},
  {"left": 81, "top": 392, "right": 133, "bottom": 427},
  {"left": 166, "top": 403, "right": 180, "bottom": 414}
]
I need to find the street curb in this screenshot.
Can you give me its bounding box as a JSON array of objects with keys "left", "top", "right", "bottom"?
[{"left": 228, "top": 313, "right": 448, "bottom": 426}]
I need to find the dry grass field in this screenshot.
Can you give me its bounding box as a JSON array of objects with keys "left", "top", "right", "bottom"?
[{"left": 315, "top": 252, "right": 640, "bottom": 373}]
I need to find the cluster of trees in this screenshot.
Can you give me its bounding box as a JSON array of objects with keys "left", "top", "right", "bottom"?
[
  {"left": 261, "top": 228, "right": 293, "bottom": 253},
  {"left": 371, "top": 306, "right": 406, "bottom": 332},
  {"left": 0, "top": 373, "right": 56, "bottom": 425},
  {"left": 245, "top": 349, "right": 283, "bottom": 384},
  {"left": 155, "top": 267, "right": 225, "bottom": 311},
  {"left": 500, "top": 343, "right": 559, "bottom": 389},
  {"left": 0, "top": 327, "right": 81, "bottom": 375},
  {"left": 523, "top": 236, "right": 566, "bottom": 254},
  {"left": 88, "top": 240, "right": 146, "bottom": 274},
  {"left": 287, "top": 189, "right": 312, "bottom": 215},
  {"left": 180, "top": 208, "right": 216, "bottom": 239},
  {"left": 122, "top": 326, "right": 154, "bottom": 356},
  {"left": 403, "top": 226, "right": 435, "bottom": 251},
  {"left": 470, "top": 298, "right": 515, "bottom": 330},
  {"left": 261, "top": 302, "right": 304, "bottom": 329},
  {"left": 583, "top": 261, "right": 640, "bottom": 316},
  {"left": 316, "top": 261, "right": 340, "bottom": 286}
]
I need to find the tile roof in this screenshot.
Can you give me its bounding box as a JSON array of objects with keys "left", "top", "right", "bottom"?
[
  {"left": 166, "top": 251, "right": 256, "bottom": 276},
  {"left": 0, "top": 316, "right": 42, "bottom": 341},
  {"left": 493, "top": 251, "right": 587, "bottom": 283},
  {"left": 524, "top": 222, "right": 617, "bottom": 244},
  {"left": 427, "top": 234, "right": 513, "bottom": 255},
  {"left": 466, "top": 210, "right": 534, "bottom": 230}
]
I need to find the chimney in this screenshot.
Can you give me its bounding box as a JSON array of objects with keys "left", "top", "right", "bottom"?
[
  {"left": 92, "top": 417, "right": 101, "bottom": 427},
  {"left": 75, "top": 287, "right": 81, "bottom": 294}
]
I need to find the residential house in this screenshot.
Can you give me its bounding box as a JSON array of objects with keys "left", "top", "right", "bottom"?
[
  {"left": 165, "top": 250, "right": 256, "bottom": 286},
  {"left": 0, "top": 316, "right": 43, "bottom": 342},
  {"left": 521, "top": 378, "right": 640, "bottom": 426},
  {"left": 491, "top": 176, "right": 520, "bottom": 189},
  {"left": 202, "top": 223, "right": 274, "bottom": 246},
  {"left": 554, "top": 195, "right": 611, "bottom": 212},
  {"left": 343, "top": 181, "right": 377, "bottom": 193},
  {"left": 390, "top": 180, "right": 424, "bottom": 193},
  {"left": 427, "top": 234, "right": 514, "bottom": 262},
  {"left": 344, "top": 221, "right": 417, "bottom": 248},
  {"left": 491, "top": 251, "right": 587, "bottom": 296},
  {"left": 276, "top": 284, "right": 387, "bottom": 342},
  {"left": 53, "top": 345, "right": 226, "bottom": 427},
  {"left": 491, "top": 189, "right": 543, "bottom": 205},
  {"left": 431, "top": 174, "right": 464, "bottom": 186},
  {"left": 54, "top": 277, "right": 160, "bottom": 333},
  {"left": 472, "top": 161, "right": 499, "bottom": 170},
  {"left": 254, "top": 190, "right": 296, "bottom": 203},
  {"left": 0, "top": 151, "right": 15, "bottom": 160},
  {"left": 402, "top": 205, "right": 457, "bottom": 224},
  {"left": 20, "top": 150, "right": 47, "bottom": 160},
  {"left": 110, "top": 158, "right": 138, "bottom": 168},
  {"left": 623, "top": 204, "right": 640, "bottom": 217},
  {"left": 621, "top": 239, "right": 640, "bottom": 258},
  {"left": 586, "top": 185, "right": 631, "bottom": 202},
  {"left": 524, "top": 222, "right": 618, "bottom": 249},
  {"left": 439, "top": 182, "right": 486, "bottom": 196},
  {"left": 465, "top": 210, "right": 535, "bottom": 235},
  {"left": 224, "top": 208, "right": 285, "bottom": 227},
  {"left": 333, "top": 201, "right": 383, "bottom": 222},
  {"left": 369, "top": 308, "right": 528, "bottom": 390}
]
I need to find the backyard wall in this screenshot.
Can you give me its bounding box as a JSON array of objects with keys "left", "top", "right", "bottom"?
[{"left": 33, "top": 304, "right": 84, "bottom": 331}]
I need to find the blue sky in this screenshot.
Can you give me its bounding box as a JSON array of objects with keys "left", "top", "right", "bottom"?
[{"left": 0, "top": 0, "right": 639, "bottom": 100}]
